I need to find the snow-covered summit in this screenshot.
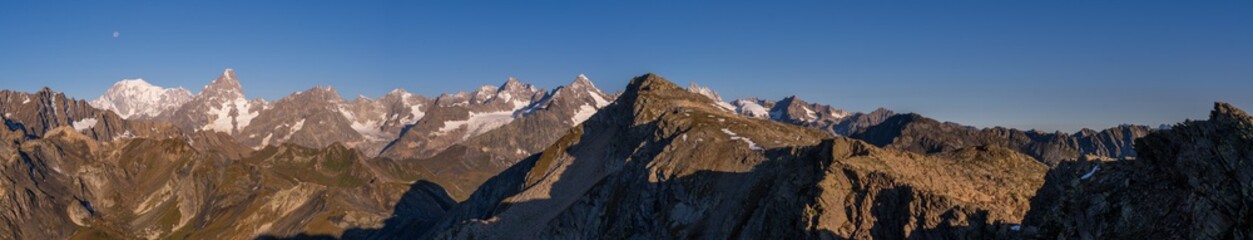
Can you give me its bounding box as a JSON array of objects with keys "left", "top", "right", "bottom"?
[
  {"left": 90, "top": 78, "right": 194, "bottom": 119},
  {"left": 687, "top": 82, "right": 736, "bottom": 112}
]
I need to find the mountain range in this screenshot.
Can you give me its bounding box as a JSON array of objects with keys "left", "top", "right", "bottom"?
[{"left": 0, "top": 69, "right": 1241, "bottom": 239}]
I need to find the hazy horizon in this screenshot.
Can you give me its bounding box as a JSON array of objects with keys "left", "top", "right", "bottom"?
[{"left": 2, "top": 1, "right": 1249, "bottom": 132}]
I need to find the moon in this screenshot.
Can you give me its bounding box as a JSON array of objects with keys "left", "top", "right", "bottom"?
[{"left": 112, "top": 31, "right": 119, "bottom": 38}]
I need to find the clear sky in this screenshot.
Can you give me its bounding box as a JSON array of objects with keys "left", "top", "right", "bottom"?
[{"left": 1, "top": 1, "right": 1250, "bottom": 132}]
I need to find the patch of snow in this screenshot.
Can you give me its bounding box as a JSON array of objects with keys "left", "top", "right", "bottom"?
[
  {"left": 113, "top": 130, "right": 134, "bottom": 141},
  {"left": 1010, "top": 225, "right": 1022, "bottom": 231},
  {"left": 687, "top": 83, "right": 735, "bottom": 112},
  {"left": 721, "top": 128, "right": 762, "bottom": 151},
  {"left": 256, "top": 133, "right": 274, "bottom": 150},
  {"left": 509, "top": 99, "right": 529, "bottom": 111},
  {"left": 712, "top": 103, "right": 736, "bottom": 112},
  {"left": 202, "top": 97, "right": 257, "bottom": 134},
  {"left": 21, "top": 97, "right": 30, "bottom": 104},
  {"left": 351, "top": 120, "right": 384, "bottom": 140},
  {"left": 1080, "top": 165, "right": 1100, "bottom": 180},
  {"left": 399, "top": 104, "right": 426, "bottom": 124},
  {"left": 803, "top": 106, "right": 817, "bottom": 120},
  {"left": 3, "top": 113, "right": 10, "bottom": 118},
  {"left": 571, "top": 104, "right": 597, "bottom": 125},
  {"left": 436, "top": 110, "right": 516, "bottom": 140},
  {"left": 830, "top": 110, "right": 849, "bottom": 119},
  {"left": 72, "top": 118, "right": 98, "bottom": 131},
  {"left": 590, "top": 92, "right": 610, "bottom": 107},
  {"left": 682, "top": 134, "right": 688, "bottom": 142},
  {"left": 340, "top": 105, "right": 387, "bottom": 140},
  {"left": 735, "top": 100, "right": 769, "bottom": 118},
  {"left": 290, "top": 119, "right": 306, "bottom": 133}
]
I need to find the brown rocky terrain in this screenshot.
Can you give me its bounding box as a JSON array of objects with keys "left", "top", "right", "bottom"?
[
  {"left": 424, "top": 74, "right": 1048, "bottom": 239},
  {"left": 3, "top": 71, "right": 1242, "bottom": 240},
  {"left": 0, "top": 117, "right": 448, "bottom": 239},
  {"left": 1020, "top": 102, "right": 1253, "bottom": 239},
  {"left": 380, "top": 75, "right": 614, "bottom": 199},
  {"left": 237, "top": 86, "right": 365, "bottom": 150}
]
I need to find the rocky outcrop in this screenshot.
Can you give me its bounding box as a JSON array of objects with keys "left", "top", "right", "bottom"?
[
  {"left": 1020, "top": 102, "right": 1253, "bottom": 239},
  {"left": 852, "top": 113, "right": 1151, "bottom": 165},
  {"left": 424, "top": 73, "right": 1047, "bottom": 239}
]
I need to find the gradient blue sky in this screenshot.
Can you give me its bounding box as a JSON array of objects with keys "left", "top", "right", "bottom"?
[{"left": 2, "top": 1, "right": 1250, "bottom": 131}]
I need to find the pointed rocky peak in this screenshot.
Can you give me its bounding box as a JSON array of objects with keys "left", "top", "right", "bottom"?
[
  {"left": 435, "top": 92, "right": 470, "bottom": 106},
  {"left": 615, "top": 73, "right": 731, "bottom": 122},
  {"left": 203, "top": 68, "right": 245, "bottom": 98},
  {"left": 389, "top": 88, "right": 408, "bottom": 95},
  {"left": 498, "top": 76, "right": 542, "bottom": 98},
  {"left": 471, "top": 84, "right": 499, "bottom": 103},
  {"left": 686, "top": 82, "right": 727, "bottom": 102},
  {"left": 882, "top": 113, "right": 934, "bottom": 127},
  {"left": 32, "top": 87, "right": 68, "bottom": 107},
  {"left": 383, "top": 88, "right": 417, "bottom": 101},
  {"left": 36, "top": 86, "right": 58, "bottom": 96},
  {"left": 1211, "top": 102, "right": 1251, "bottom": 125},
  {"left": 777, "top": 95, "right": 805, "bottom": 107},
  {"left": 500, "top": 76, "right": 535, "bottom": 92},
  {"left": 868, "top": 108, "right": 895, "bottom": 116},
  {"left": 291, "top": 85, "right": 344, "bottom": 102},
  {"left": 222, "top": 68, "right": 237, "bottom": 80},
  {"left": 570, "top": 74, "right": 597, "bottom": 89},
  {"left": 624, "top": 73, "right": 683, "bottom": 97}
]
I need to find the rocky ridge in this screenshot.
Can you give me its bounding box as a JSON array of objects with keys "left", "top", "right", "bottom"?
[
  {"left": 1020, "top": 102, "right": 1253, "bottom": 239},
  {"left": 852, "top": 113, "right": 1151, "bottom": 165},
  {"left": 424, "top": 73, "right": 1048, "bottom": 239}
]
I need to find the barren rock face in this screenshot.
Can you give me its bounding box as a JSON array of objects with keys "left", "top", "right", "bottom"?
[{"left": 1021, "top": 102, "right": 1253, "bottom": 239}]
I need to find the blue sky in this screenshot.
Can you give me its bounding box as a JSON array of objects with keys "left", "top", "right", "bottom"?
[{"left": 1, "top": 1, "right": 1250, "bottom": 131}]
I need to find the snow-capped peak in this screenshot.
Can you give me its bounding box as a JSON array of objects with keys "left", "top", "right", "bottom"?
[
  {"left": 203, "top": 68, "right": 244, "bottom": 97},
  {"left": 222, "top": 68, "right": 236, "bottom": 80},
  {"left": 687, "top": 82, "right": 736, "bottom": 112},
  {"left": 91, "top": 78, "right": 194, "bottom": 119},
  {"left": 571, "top": 74, "right": 596, "bottom": 89}
]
